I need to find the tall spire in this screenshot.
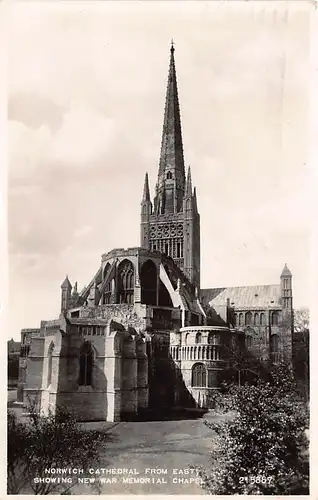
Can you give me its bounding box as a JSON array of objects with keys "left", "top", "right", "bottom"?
[
  {"left": 142, "top": 172, "right": 150, "bottom": 202},
  {"left": 154, "top": 42, "right": 186, "bottom": 214}
]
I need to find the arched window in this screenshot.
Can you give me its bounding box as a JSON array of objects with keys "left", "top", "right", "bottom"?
[
  {"left": 184, "top": 333, "right": 190, "bottom": 346},
  {"left": 140, "top": 260, "right": 157, "bottom": 305},
  {"left": 254, "top": 313, "right": 259, "bottom": 326},
  {"left": 234, "top": 314, "right": 238, "bottom": 326},
  {"left": 245, "top": 312, "right": 252, "bottom": 326},
  {"left": 195, "top": 332, "right": 202, "bottom": 344},
  {"left": 272, "top": 311, "right": 279, "bottom": 326},
  {"left": 166, "top": 171, "right": 172, "bottom": 180},
  {"left": 191, "top": 363, "right": 206, "bottom": 387},
  {"left": 47, "top": 342, "right": 54, "bottom": 387},
  {"left": 79, "top": 341, "right": 93, "bottom": 386},
  {"left": 260, "top": 313, "right": 265, "bottom": 326},
  {"left": 117, "top": 260, "right": 134, "bottom": 304},
  {"left": 208, "top": 333, "right": 220, "bottom": 345},
  {"left": 239, "top": 313, "right": 244, "bottom": 326}
]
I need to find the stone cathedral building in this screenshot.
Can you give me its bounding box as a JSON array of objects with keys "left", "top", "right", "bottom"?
[{"left": 18, "top": 44, "right": 293, "bottom": 422}]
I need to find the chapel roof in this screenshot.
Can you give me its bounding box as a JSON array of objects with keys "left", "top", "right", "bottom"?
[{"left": 200, "top": 284, "right": 281, "bottom": 309}]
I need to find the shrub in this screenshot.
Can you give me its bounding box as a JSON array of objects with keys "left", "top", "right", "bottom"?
[
  {"left": 199, "top": 365, "right": 309, "bottom": 495},
  {"left": 7, "top": 404, "right": 112, "bottom": 495}
]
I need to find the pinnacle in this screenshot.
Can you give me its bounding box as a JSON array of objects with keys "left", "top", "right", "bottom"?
[
  {"left": 281, "top": 263, "right": 292, "bottom": 277},
  {"left": 61, "top": 275, "right": 72, "bottom": 289},
  {"left": 142, "top": 172, "right": 150, "bottom": 202},
  {"left": 185, "top": 165, "right": 192, "bottom": 196}
]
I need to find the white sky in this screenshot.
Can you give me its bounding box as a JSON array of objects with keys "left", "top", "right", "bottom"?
[{"left": 7, "top": 1, "right": 313, "bottom": 340}]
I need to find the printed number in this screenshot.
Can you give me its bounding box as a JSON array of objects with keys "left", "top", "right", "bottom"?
[{"left": 239, "top": 476, "right": 273, "bottom": 484}]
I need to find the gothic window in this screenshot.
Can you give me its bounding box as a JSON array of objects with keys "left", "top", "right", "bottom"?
[
  {"left": 184, "top": 333, "right": 190, "bottom": 345},
  {"left": 117, "top": 259, "right": 134, "bottom": 304},
  {"left": 254, "top": 313, "right": 259, "bottom": 326},
  {"left": 239, "top": 313, "right": 244, "bottom": 326},
  {"left": 195, "top": 332, "right": 202, "bottom": 344},
  {"left": 260, "top": 313, "right": 265, "bottom": 326},
  {"left": 166, "top": 171, "right": 172, "bottom": 180},
  {"left": 47, "top": 343, "right": 54, "bottom": 387},
  {"left": 140, "top": 260, "right": 157, "bottom": 305},
  {"left": 208, "top": 333, "right": 220, "bottom": 345},
  {"left": 192, "top": 363, "right": 206, "bottom": 387},
  {"left": 271, "top": 311, "right": 279, "bottom": 326},
  {"left": 234, "top": 314, "right": 238, "bottom": 326},
  {"left": 245, "top": 312, "right": 252, "bottom": 326},
  {"left": 79, "top": 341, "right": 93, "bottom": 386}
]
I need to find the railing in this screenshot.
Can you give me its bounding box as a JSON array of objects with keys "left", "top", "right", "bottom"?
[{"left": 170, "top": 345, "right": 221, "bottom": 361}]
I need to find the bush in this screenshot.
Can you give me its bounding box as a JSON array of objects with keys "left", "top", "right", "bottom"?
[
  {"left": 7, "top": 404, "right": 112, "bottom": 495},
  {"left": 199, "top": 365, "right": 309, "bottom": 495}
]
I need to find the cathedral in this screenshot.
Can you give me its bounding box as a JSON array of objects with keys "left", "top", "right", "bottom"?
[{"left": 17, "top": 44, "right": 293, "bottom": 422}]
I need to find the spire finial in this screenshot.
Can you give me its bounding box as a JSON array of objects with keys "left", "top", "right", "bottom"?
[{"left": 171, "top": 39, "right": 175, "bottom": 52}]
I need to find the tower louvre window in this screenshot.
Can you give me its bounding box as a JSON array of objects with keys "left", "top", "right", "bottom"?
[{"left": 166, "top": 171, "right": 172, "bottom": 180}]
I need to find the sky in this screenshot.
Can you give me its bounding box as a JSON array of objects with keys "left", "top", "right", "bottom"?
[{"left": 7, "top": 1, "right": 313, "bottom": 340}]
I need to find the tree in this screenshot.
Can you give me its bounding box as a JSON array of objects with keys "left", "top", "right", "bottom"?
[
  {"left": 198, "top": 364, "right": 309, "bottom": 495},
  {"left": 293, "top": 308, "right": 309, "bottom": 400},
  {"left": 7, "top": 403, "right": 112, "bottom": 495},
  {"left": 294, "top": 307, "right": 309, "bottom": 333}
]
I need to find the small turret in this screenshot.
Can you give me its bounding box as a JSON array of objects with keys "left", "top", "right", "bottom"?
[
  {"left": 142, "top": 172, "right": 151, "bottom": 203},
  {"left": 61, "top": 275, "right": 72, "bottom": 312},
  {"left": 280, "top": 263, "right": 293, "bottom": 309},
  {"left": 140, "top": 172, "right": 153, "bottom": 249}
]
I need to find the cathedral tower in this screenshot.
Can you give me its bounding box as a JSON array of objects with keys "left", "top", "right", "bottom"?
[{"left": 140, "top": 43, "right": 200, "bottom": 288}]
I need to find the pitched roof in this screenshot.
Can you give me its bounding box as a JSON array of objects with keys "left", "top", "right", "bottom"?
[
  {"left": 61, "top": 276, "right": 72, "bottom": 288},
  {"left": 281, "top": 263, "right": 292, "bottom": 277},
  {"left": 201, "top": 284, "right": 281, "bottom": 309}
]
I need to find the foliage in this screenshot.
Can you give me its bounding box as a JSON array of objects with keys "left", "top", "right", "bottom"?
[
  {"left": 293, "top": 308, "right": 310, "bottom": 400},
  {"left": 7, "top": 403, "right": 112, "bottom": 495},
  {"left": 294, "top": 307, "right": 309, "bottom": 333},
  {"left": 199, "top": 363, "right": 309, "bottom": 495}
]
